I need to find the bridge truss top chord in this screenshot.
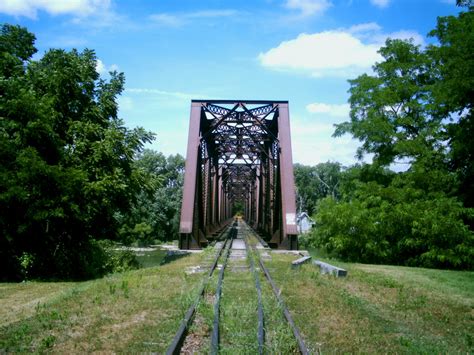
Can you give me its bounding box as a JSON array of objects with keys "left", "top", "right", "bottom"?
[{"left": 179, "top": 100, "right": 298, "bottom": 249}]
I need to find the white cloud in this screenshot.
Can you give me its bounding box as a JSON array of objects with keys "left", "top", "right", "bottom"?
[
  {"left": 370, "top": 0, "right": 390, "bottom": 8},
  {"left": 306, "top": 103, "right": 350, "bottom": 117},
  {"left": 290, "top": 116, "right": 366, "bottom": 165},
  {"left": 258, "top": 23, "right": 425, "bottom": 78},
  {"left": 149, "top": 9, "right": 240, "bottom": 26},
  {"left": 96, "top": 59, "right": 106, "bottom": 74},
  {"left": 49, "top": 36, "right": 88, "bottom": 47},
  {"left": 185, "top": 9, "right": 239, "bottom": 18},
  {"left": 258, "top": 31, "right": 381, "bottom": 78},
  {"left": 349, "top": 22, "right": 424, "bottom": 45},
  {"left": 117, "top": 96, "right": 133, "bottom": 111},
  {"left": 149, "top": 13, "right": 182, "bottom": 27},
  {"left": 349, "top": 22, "right": 381, "bottom": 35},
  {"left": 96, "top": 59, "right": 119, "bottom": 75},
  {"left": 0, "top": 0, "right": 111, "bottom": 19},
  {"left": 384, "top": 30, "right": 425, "bottom": 46},
  {"left": 125, "top": 88, "right": 207, "bottom": 100},
  {"left": 284, "top": 0, "right": 332, "bottom": 16}
]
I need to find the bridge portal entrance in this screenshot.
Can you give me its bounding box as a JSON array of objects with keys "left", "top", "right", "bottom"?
[{"left": 179, "top": 100, "right": 298, "bottom": 249}]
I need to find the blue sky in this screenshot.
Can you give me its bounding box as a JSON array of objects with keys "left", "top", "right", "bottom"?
[{"left": 0, "top": 0, "right": 460, "bottom": 167}]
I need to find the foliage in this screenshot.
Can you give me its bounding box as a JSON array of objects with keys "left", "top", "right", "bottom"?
[
  {"left": 311, "top": 182, "right": 474, "bottom": 269},
  {"left": 294, "top": 162, "right": 342, "bottom": 215},
  {"left": 428, "top": 7, "right": 474, "bottom": 206},
  {"left": 117, "top": 150, "right": 185, "bottom": 245},
  {"left": 94, "top": 240, "right": 139, "bottom": 274},
  {"left": 0, "top": 24, "right": 154, "bottom": 280},
  {"left": 232, "top": 201, "right": 244, "bottom": 216},
  {"left": 334, "top": 38, "right": 444, "bottom": 167},
  {"left": 307, "top": 6, "right": 474, "bottom": 269}
]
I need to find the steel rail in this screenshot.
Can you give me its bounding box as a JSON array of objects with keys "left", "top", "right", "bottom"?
[
  {"left": 165, "top": 226, "right": 232, "bottom": 355},
  {"left": 210, "top": 227, "right": 235, "bottom": 355},
  {"left": 243, "top": 228, "right": 265, "bottom": 355},
  {"left": 246, "top": 225, "right": 310, "bottom": 355}
]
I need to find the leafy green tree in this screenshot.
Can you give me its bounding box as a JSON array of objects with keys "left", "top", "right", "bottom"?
[
  {"left": 313, "top": 182, "right": 473, "bottom": 269},
  {"left": 311, "top": 7, "right": 474, "bottom": 269},
  {"left": 335, "top": 39, "right": 446, "bottom": 169},
  {"left": 428, "top": 6, "right": 474, "bottom": 206},
  {"left": 0, "top": 25, "right": 154, "bottom": 280},
  {"left": 118, "top": 150, "right": 185, "bottom": 245}
]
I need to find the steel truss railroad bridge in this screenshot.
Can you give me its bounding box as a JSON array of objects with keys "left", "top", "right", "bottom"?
[{"left": 179, "top": 100, "right": 298, "bottom": 250}]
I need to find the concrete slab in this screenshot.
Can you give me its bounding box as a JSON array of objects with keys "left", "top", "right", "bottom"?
[
  {"left": 291, "top": 256, "right": 312, "bottom": 268},
  {"left": 314, "top": 260, "right": 347, "bottom": 277}
]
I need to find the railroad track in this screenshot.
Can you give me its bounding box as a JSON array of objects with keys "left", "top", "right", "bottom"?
[{"left": 166, "top": 219, "right": 309, "bottom": 354}]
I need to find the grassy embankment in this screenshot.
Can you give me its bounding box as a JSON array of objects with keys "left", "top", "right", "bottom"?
[
  {"left": 1, "top": 244, "right": 473, "bottom": 353},
  {"left": 269, "top": 252, "right": 474, "bottom": 353},
  {"left": 0, "top": 249, "right": 213, "bottom": 353}
]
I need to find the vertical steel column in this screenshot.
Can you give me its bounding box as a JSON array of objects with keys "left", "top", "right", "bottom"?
[
  {"left": 179, "top": 102, "right": 204, "bottom": 249},
  {"left": 254, "top": 168, "right": 260, "bottom": 229},
  {"left": 217, "top": 166, "right": 223, "bottom": 226},
  {"left": 276, "top": 103, "right": 298, "bottom": 249}
]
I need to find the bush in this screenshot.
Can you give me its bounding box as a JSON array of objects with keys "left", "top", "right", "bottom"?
[
  {"left": 311, "top": 183, "right": 474, "bottom": 269},
  {"left": 89, "top": 240, "right": 139, "bottom": 276}
]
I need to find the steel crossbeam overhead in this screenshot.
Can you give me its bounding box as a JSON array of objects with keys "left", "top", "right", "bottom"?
[{"left": 179, "top": 100, "right": 298, "bottom": 249}]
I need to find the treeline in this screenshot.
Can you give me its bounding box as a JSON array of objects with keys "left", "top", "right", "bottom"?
[
  {"left": 0, "top": 25, "right": 184, "bottom": 280},
  {"left": 295, "top": 4, "right": 474, "bottom": 270}
]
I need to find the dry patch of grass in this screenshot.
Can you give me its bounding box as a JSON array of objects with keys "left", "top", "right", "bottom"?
[{"left": 0, "top": 282, "right": 77, "bottom": 326}]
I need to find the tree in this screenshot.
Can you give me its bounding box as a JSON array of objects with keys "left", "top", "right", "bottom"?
[
  {"left": 311, "top": 7, "right": 474, "bottom": 269},
  {"left": 118, "top": 150, "right": 185, "bottom": 245},
  {"left": 428, "top": 6, "right": 474, "bottom": 206},
  {"left": 0, "top": 25, "right": 154, "bottom": 280},
  {"left": 334, "top": 39, "right": 446, "bottom": 169},
  {"left": 294, "top": 162, "right": 342, "bottom": 215},
  {"left": 312, "top": 182, "right": 473, "bottom": 269}
]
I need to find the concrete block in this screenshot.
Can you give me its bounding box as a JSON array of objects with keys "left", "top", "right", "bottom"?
[
  {"left": 292, "top": 256, "right": 312, "bottom": 268},
  {"left": 314, "top": 260, "right": 347, "bottom": 277}
]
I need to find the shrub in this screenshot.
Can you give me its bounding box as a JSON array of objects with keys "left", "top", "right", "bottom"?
[{"left": 311, "top": 184, "right": 474, "bottom": 269}]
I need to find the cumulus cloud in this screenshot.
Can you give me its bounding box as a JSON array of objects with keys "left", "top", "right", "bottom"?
[
  {"left": 382, "top": 30, "right": 425, "bottom": 46},
  {"left": 258, "top": 31, "right": 381, "bottom": 78},
  {"left": 370, "top": 0, "right": 390, "bottom": 8},
  {"left": 0, "top": 0, "right": 111, "bottom": 19},
  {"left": 96, "top": 59, "right": 119, "bottom": 75},
  {"left": 290, "top": 116, "right": 365, "bottom": 165},
  {"left": 306, "top": 103, "right": 350, "bottom": 117},
  {"left": 284, "top": 0, "right": 332, "bottom": 16},
  {"left": 258, "top": 23, "right": 425, "bottom": 78}
]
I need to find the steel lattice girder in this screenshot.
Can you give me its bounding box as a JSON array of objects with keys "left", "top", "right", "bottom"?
[{"left": 179, "top": 100, "right": 298, "bottom": 250}]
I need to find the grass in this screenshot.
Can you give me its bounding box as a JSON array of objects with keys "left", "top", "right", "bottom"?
[
  {"left": 0, "top": 249, "right": 213, "bottom": 353},
  {"left": 1, "top": 240, "right": 473, "bottom": 353},
  {"left": 219, "top": 250, "right": 259, "bottom": 354},
  {"left": 266, "top": 252, "right": 474, "bottom": 353},
  {"left": 176, "top": 229, "right": 300, "bottom": 354}
]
